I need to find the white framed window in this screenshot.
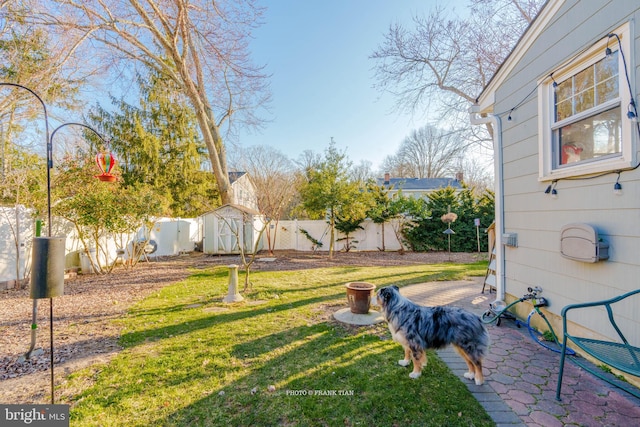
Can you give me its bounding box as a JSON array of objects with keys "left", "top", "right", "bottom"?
[{"left": 538, "top": 22, "right": 636, "bottom": 180}]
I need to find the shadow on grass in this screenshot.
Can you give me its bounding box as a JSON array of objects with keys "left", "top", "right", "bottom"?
[
  {"left": 119, "top": 291, "right": 345, "bottom": 347},
  {"left": 123, "top": 264, "right": 479, "bottom": 322},
  {"left": 68, "top": 264, "right": 492, "bottom": 426},
  {"left": 160, "top": 324, "right": 494, "bottom": 427}
]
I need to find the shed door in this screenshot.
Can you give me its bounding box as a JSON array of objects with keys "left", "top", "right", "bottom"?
[{"left": 217, "top": 217, "right": 241, "bottom": 254}]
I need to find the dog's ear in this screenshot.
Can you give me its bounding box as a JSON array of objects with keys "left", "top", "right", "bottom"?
[
  {"left": 392, "top": 285, "right": 399, "bottom": 291},
  {"left": 379, "top": 287, "right": 393, "bottom": 303}
]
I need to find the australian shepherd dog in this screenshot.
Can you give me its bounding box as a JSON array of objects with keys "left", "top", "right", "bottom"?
[{"left": 374, "top": 285, "right": 489, "bottom": 385}]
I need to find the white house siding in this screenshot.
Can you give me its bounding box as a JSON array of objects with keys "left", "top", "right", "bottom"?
[
  {"left": 489, "top": 0, "right": 640, "bottom": 343},
  {"left": 231, "top": 174, "right": 259, "bottom": 211}
]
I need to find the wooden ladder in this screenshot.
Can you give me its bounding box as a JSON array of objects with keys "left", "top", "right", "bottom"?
[{"left": 482, "top": 222, "right": 496, "bottom": 294}]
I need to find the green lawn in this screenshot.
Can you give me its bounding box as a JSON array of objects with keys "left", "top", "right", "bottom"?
[{"left": 64, "top": 261, "right": 494, "bottom": 426}]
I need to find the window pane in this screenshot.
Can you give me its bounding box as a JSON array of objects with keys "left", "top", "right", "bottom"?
[
  {"left": 555, "top": 79, "right": 572, "bottom": 103},
  {"left": 555, "top": 106, "right": 621, "bottom": 166},
  {"left": 574, "top": 67, "right": 594, "bottom": 93},
  {"left": 574, "top": 68, "right": 594, "bottom": 113},
  {"left": 595, "top": 51, "right": 619, "bottom": 104},
  {"left": 596, "top": 78, "right": 618, "bottom": 103},
  {"left": 593, "top": 107, "right": 621, "bottom": 155},
  {"left": 556, "top": 99, "right": 572, "bottom": 121},
  {"left": 595, "top": 51, "right": 618, "bottom": 82},
  {"left": 575, "top": 89, "right": 594, "bottom": 113},
  {"left": 554, "top": 53, "right": 619, "bottom": 122}
]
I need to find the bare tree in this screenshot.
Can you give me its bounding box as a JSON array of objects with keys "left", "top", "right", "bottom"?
[
  {"left": 379, "top": 154, "right": 412, "bottom": 179},
  {"left": 0, "top": 3, "right": 88, "bottom": 116},
  {"left": 295, "top": 149, "right": 322, "bottom": 180},
  {"left": 234, "top": 145, "right": 301, "bottom": 255},
  {"left": 1, "top": 2, "right": 94, "bottom": 183},
  {"left": 349, "top": 159, "right": 375, "bottom": 184},
  {"left": 370, "top": 0, "right": 544, "bottom": 138},
  {"left": 23, "top": 0, "right": 271, "bottom": 205},
  {"left": 382, "top": 125, "right": 468, "bottom": 178},
  {"left": 455, "top": 155, "right": 494, "bottom": 194}
]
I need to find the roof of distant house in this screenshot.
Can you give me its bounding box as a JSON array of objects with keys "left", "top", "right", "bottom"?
[
  {"left": 376, "top": 176, "right": 463, "bottom": 190},
  {"left": 228, "top": 171, "right": 247, "bottom": 184}
]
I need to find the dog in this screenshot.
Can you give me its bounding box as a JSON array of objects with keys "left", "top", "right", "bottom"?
[{"left": 374, "top": 285, "right": 489, "bottom": 384}]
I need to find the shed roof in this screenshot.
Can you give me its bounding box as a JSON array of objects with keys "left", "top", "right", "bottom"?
[{"left": 201, "top": 203, "right": 261, "bottom": 217}]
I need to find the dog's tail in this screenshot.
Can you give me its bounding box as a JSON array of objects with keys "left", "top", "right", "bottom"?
[
  {"left": 466, "top": 322, "right": 489, "bottom": 364},
  {"left": 450, "top": 310, "right": 490, "bottom": 364}
]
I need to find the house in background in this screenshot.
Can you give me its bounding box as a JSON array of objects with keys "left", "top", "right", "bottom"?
[
  {"left": 229, "top": 171, "right": 258, "bottom": 211},
  {"left": 470, "top": 0, "right": 639, "bottom": 385},
  {"left": 377, "top": 172, "right": 464, "bottom": 199}
]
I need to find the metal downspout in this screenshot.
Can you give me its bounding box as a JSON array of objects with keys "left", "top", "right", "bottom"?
[{"left": 469, "top": 106, "right": 505, "bottom": 301}]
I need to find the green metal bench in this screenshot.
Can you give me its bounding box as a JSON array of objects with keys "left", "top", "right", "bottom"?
[{"left": 556, "top": 289, "right": 640, "bottom": 401}]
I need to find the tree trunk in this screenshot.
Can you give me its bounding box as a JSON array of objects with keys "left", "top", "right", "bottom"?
[
  {"left": 265, "top": 219, "right": 276, "bottom": 256},
  {"left": 329, "top": 214, "right": 335, "bottom": 259},
  {"left": 181, "top": 75, "right": 234, "bottom": 205}
]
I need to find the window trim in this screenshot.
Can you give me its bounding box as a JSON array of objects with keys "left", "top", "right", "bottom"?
[{"left": 538, "top": 22, "right": 636, "bottom": 181}]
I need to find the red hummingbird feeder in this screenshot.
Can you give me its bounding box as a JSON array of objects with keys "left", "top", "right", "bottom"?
[{"left": 95, "top": 151, "right": 117, "bottom": 182}]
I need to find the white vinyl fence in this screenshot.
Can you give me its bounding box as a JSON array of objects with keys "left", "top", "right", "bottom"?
[
  {"left": 270, "top": 219, "right": 404, "bottom": 252},
  {"left": 1, "top": 207, "right": 200, "bottom": 288},
  {"left": 1, "top": 205, "right": 404, "bottom": 289},
  {"left": 0, "top": 205, "right": 32, "bottom": 288}
]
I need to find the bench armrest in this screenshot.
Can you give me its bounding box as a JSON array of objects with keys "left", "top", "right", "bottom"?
[
  {"left": 557, "top": 288, "right": 640, "bottom": 401},
  {"left": 561, "top": 288, "right": 640, "bottom": 353},
  {"left": 560, "top": 288, "right": 640, "bottom": 318}
]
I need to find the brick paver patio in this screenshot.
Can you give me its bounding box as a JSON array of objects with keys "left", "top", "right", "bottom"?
[{"left": 402, "top": 279, "right": 640, "bottom": 427}]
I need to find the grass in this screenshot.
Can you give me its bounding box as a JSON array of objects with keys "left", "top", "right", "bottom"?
[
  {"left": 63, "top": 261, "right": 494, "bottom": 426},
  {"left": 598, "top": 364, "right": 629, "bottom": 382}
]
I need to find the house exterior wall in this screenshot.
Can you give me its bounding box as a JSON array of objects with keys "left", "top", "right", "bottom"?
[
  {"left": 231, "top": 174, "right": 258, "bottom": 211},
  {"left": 493, "top": 0, "right": 640, "bottom": 343},
  {"left": 378, "top": 177, "right": 463, "bottom": 200}
]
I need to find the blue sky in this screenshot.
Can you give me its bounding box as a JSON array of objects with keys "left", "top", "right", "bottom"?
[{"left": 237, "top": 0, "right": 465, "bottom": 172}]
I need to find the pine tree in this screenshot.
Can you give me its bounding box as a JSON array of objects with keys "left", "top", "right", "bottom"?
[{"left": 88, "top": 71, "right": 218, "bottom": 217}]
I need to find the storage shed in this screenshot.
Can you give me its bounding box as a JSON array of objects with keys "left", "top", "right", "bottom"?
[{"left": 200, "top": 204, "right": 264, "bottom": 255}]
